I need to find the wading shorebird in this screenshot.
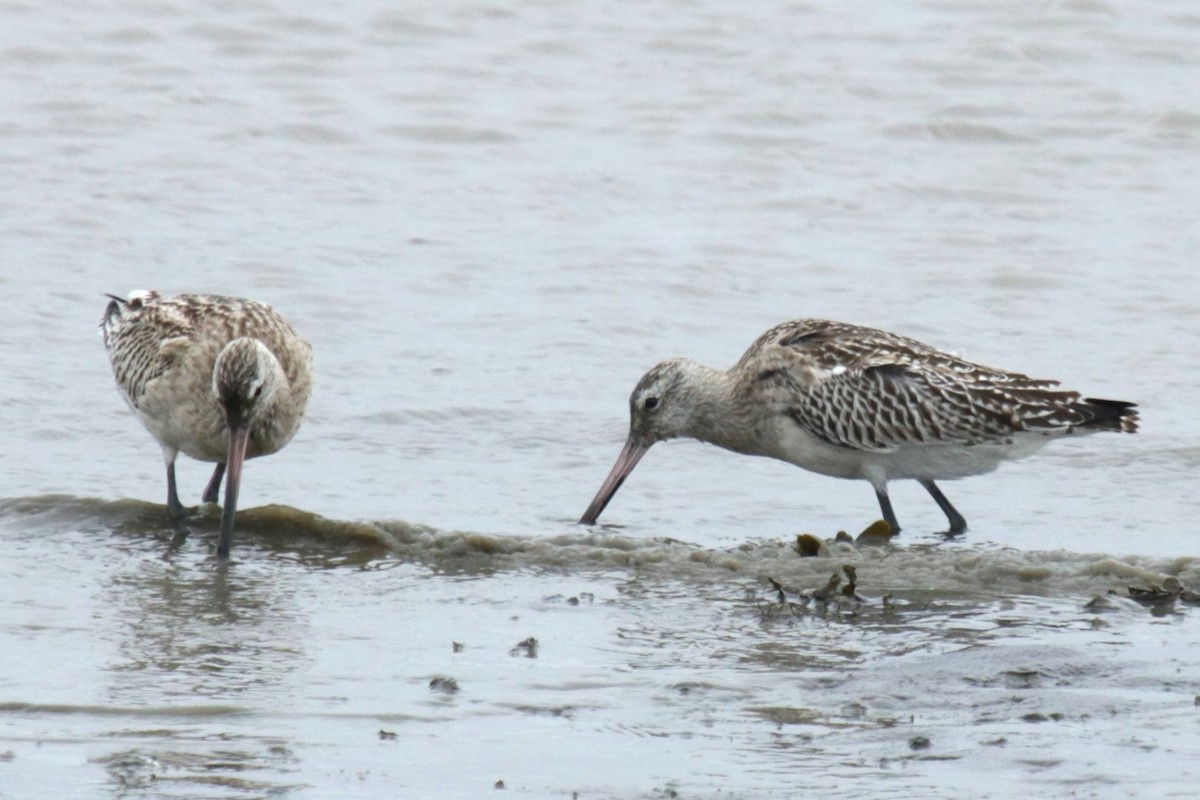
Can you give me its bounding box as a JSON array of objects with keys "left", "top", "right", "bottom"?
[
  {"left": 579, "top": 319, "right": 1137, "bottom": 534},
  {"left": 101, "top": 291, "right": 313, "bottom": 559}
]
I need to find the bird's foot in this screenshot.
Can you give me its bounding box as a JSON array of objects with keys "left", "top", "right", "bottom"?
[
  {"left": 942, "top": 515, "right": 968, "bottom": 537},
  {"left": 168, "top": 499, "right": 197, "bottom": 526}
]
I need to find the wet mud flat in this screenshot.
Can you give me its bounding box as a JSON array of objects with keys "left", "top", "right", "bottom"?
[
  {"left": 2, "top": 498, "right": 1199, "bottom": 798},
  {"left": 2, "top": 0, "right": 1198, "bottom": 794}
]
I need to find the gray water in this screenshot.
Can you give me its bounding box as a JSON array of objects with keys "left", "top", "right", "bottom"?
[{"left": 2, "top": 0, "right": 1199, "bottom": 797}]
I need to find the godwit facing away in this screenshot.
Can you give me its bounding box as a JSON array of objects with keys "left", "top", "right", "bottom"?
[
  {"left": 101, "top": 291, "right": 313, "bottom": 559},
  {"left": 580, "top": 320, "right": 1138, "bottom": 534}
]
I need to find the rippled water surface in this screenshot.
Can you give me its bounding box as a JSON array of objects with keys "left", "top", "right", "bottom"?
[{"left": 2, "top": 0, "right": 1199, "bottom": 797}]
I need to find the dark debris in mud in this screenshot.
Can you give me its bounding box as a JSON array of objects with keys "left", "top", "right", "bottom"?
[
  {"left": 1088, "top": 577, "right": 1200, "bottom": 616},
  {"left": 1126, "top": 577, "right": 1200, "bottom": 606},
  {"left": 542, "top": 592, "right": 595, "bottom": 605},
  {"left": 759, "top": 564, "right": 873, "bottom": 619}
]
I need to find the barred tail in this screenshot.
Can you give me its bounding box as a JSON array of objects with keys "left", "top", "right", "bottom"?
[{"left": 1077, "top": 398, "right": 1139, "bottom": 433}]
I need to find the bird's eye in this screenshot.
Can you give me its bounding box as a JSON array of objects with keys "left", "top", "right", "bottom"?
[
  {"left": 644, "top": 397, "right": 660, "bottom": 411},
  {"left": 252, "top": 386, "right": 264, "bottom": 400}
]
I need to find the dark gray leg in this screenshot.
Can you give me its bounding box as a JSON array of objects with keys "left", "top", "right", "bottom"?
[
  {"left": 202, "top": 463, "right": 226, "bottom": 504},
  {"left": 920, "top": 479, "right": 967, "bottom": 534},
  {"left": 166, "top": 462, "right": 189, "bottom": 533},
  {"left": 874, "top": 487, "right": 901, "bottom": 533}
]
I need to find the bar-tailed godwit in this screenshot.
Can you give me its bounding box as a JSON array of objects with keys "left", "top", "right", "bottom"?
[
  {"left": 101, "top": 291, "right": 313, "bottom": 559},
  {"left": 580, "top": 319, "right": 1137, "bottom": 533}
]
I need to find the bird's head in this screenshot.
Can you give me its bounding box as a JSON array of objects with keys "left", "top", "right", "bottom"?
[
  {"left": 626, "top": 357, "right": 707, "bottom": 447},
  {"left": 579, "top": 358, "right": 711, "bottom": 525},
  {"left": 213, "top": 338, "right": 285, "bottom": 430}
]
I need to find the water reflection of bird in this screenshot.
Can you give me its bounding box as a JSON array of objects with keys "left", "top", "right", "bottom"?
[
  {"left": 101, "top": 291, "right": 313, "bottom": 559},
  {"left": 580, "top": 319, "right": 1138, "bottom": 533}
]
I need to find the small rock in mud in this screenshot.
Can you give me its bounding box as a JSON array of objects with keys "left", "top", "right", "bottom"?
[
  {"left": 908, "top": 736, "right": 931, "bottom": 750},
  {"left": 378, "top": 729, "right": 398, "bottom": 740},
  {"left": 452, "top": 641, "right": 465, "bottom": 653},
  {"left": 1003, "top": 669, "right": 1045, "bottom": 689},
  {"left": 510, "top": 637, "right": 538, "bottom": 658},
  {"left": 798, "top": 522, "right": 891, "bottom": 557},
  {"left": 856, "top": 519, "right": 894, "bottom": 545},
  {"left": 101, "top": 751, "right": 161, "bottom": 788},
  {"left": 796, "top": 533, "right": 825, "bottom": 557},
  {"left": 1084, "top": 595, "right": 1121, "bottom": 612},
  {"left": 429, "top": 676, "right": 460, "bottom": 694},
  {"left": 494, "top": 779, "right": 506, "bottom": 789}
]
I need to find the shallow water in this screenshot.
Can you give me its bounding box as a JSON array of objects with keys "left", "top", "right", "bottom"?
[
  {"left": 2, "top": 0, "right": 1200, "bottom": 797},
  {"left": 3, "top": 498, "right": 1199, "bottom": 799}
]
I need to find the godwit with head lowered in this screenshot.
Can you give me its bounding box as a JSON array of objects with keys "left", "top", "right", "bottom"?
[
  {"left": 101, "top": 291, "right": 313, "bottom": 559},
  {"left": 580, "top": 320, "right": 1138, "bottom": 533}
]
